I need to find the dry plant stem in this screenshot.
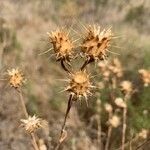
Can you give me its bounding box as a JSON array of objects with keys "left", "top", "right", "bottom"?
[
  {"left": 116, "top": 136, "right": 139, "bottom": 150},
  {"left": 97, "top": 115, "right": 102, "bottom": 149},
  {"left": 17, "top": 89, "right": 40, "bottom": 150},
  {"left": 121, "top": 94, "right": 129, "bottom": 150},
  {"left": 135, "top": 137, "right": 150, "bottom": 150},
  {"left": 55, "top": 94, "right": 73, "bottom": 150},
  {"left": 80, "top": 58, "right": 94, "bottom": 70},
  {"left": 105, "top": 126, "right": 112, "bottom": 150},
  {"left": 17, "top": 89, "right": 28, "bottom": 118},
  {"left": 122, "top": 107, "right": 127, "bottom": 150},
  {"left": 31, "top": 133, "right": 40, "bottom": 150},
  {"left": 60, "top": 60, "right": 71, "bottom": 74},
  {"left": 105, "top": 112, "right": 113, "bottom": 150}
]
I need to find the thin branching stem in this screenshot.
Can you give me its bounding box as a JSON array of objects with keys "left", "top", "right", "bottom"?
[
  {"left": 122, "top": 107, "right": 127, "bottom": 150},
  {"left": 105, "top": 126, "right": 112, "bottom": 150},
  {"left": 55, "top": 94, "right": 74, "bottom": 150},
  {"left": 105, "top": 112, "right": 113, "bottom": 150},
  {"left": 121, "top": 94, "right": 130, "bottom": 150},
  {"left": 97, "top": 114, "right": 102, "bottom": 149},
  {"left": 60, "top": 60, "right": 71, "bottom": 74},
  {"left": 17, "top": 88, "right": 40, "bottom": 150},
  {"left": 135, "top": 138, "right": 150, "bottom": 150},
  {"left": 80, "top": 58, "right": 94, "bottom": 70}
]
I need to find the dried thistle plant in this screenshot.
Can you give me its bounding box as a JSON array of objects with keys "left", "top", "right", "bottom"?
[
  {"left": 20, "top": 115, "right": 48, "bottom": 133},
  {"left": 48, "top": 28, "right": 74, "bottom": 73},
  {"left": 7, "top": 68, "right": 47, "bottom": 150},
  {"left": 81, "top": 25, "right": 112, "bottom": 70}
]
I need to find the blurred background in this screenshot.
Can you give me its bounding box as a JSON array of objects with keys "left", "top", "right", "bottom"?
[{"left": 0, "top": 0, "right": 150, "bottom": 149}]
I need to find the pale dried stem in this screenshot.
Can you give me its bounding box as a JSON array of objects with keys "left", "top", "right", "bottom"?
[
  {"left": 122, "top": 107, "right": 127, "bottom": 150},
  {"left": 135, "top": 138, "right": 150, "bottom": 150},
  {"left": 17, "top": 89, "right": 40, "bottom": 150},
  {"left": 116, "top": 136, "right": 139, "bottom": 150},
  {"left": 105, "top": 112, "right": 113, "bottom": 150},
  {"left": 105, "top": 126, "right": 112, "bottom": 150},
  {"left": 97, "top": 115, "right": 102, "bottom": 149},
  {"left": 121, "top": 94, "right": 129, "bottom": 150},
  {"left": 60, "top": 60, "right": 71, "bottom": 74}
]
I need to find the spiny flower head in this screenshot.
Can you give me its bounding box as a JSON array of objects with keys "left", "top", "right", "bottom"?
[
  {"left": 7, "top": 68, "right": 25, "bottom": 88},
  {"left": 20, "top": 115, "right": 48, "bottom": 133},
  {"left": 66, "top": 70, "right": 93, "bottom": 99},
  {"left": 48, "top": 29, "right": 74, "bottom": 62},
  {"left": 120, "top": 80, "right": 133, "bottom": 94},
  {"left": 81, "top": 25, "right": 112, "bottom": 61},
  {"left": 138, "top": 69, "right": 150, "bottom": 87}
]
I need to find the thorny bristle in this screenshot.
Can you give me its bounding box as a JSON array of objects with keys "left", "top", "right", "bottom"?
[
  {"left": 81, "top": 25, "right": 112, "bottom": 61},
  {"left": 65, "top": 70, "right": 93, "bottom": 104},
  {"left": 7, "top": 68, "right": 25, "bottom": 88},
  {"left": 48, "top": 29, "right": 74, "bottom": 62}
]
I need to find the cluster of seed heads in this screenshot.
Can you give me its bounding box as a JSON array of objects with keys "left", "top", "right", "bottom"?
[{"left": 48, "top": 25, "right": 113, "bottom": 102}]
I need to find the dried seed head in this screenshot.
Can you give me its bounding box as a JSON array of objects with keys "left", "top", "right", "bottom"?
[
  {"left": 115, "top": 97, "right": 127, "bottom": 108},
  {"left": 20, "top": 115, "right": 48, "bottom": 133},
  {"left": 138, "top": 69, "right": 150, "bottom": 87},
  {"left": 120, "top": 80, "right": 133, "bottom": 94},
  {"left": 138, "top": 129, "right": 149, "bottom": 139},
  {"left": 48, "top": 29, "right": 74, "bottom": 62},
  {"left": 81, "top": 25, "right": 112, "bottom": 61},
  {"left": 109, "top": 115, "right": 120, "bottom": 128},
  {"left": 66, "top": 70, "right": 93, "bottom": 99},
  {"left": 104, "top": 103, "right": 113, "bottom": 113},
  {"left": 108, "top": 58, "right": 123, "bottom": 78},
  {"left": 7, "top": 68, "right": 25, "bottom": 88}
]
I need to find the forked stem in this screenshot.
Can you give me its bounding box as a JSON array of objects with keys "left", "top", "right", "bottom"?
[
  {"left": 80, "top": 57, "right": 94, "bottom": 70},
  {"left": 17, "top": 88, "right": 40, "bottom": 150},
  {"left": 60, "top": 60, "right": 71, "bottom": 74}
]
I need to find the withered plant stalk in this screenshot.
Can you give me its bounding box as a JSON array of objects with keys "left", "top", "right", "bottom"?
[
  {"left": 96, "top": 100, "right": 102, "bottom": 149},
  {"left": 105, "top": 126, "right": 112, "bottom": 150},
  {"left": 105, "top": 111, "right": 113, "bottom": 150},
  {"left": 121, "top": 94, "right": 130, "bottom": 150},
  {"left": 55, "top": 94, "right": 73, "bottom": 150},
  {"left": 17, "top": 88, "right": 40, "bottom": 150}
]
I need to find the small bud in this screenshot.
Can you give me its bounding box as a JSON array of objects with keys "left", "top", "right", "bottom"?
[
  {"left": 138, "top": 129, "right": 149, "bottom": 139},
  {"left": 7, "top": 68, "right": 25, "bottom": 88},
  {"left": 138, "top": 69, "right": 150, "bottom": 87},
  {"left": 115, "top": 97, "right": 127, "bottom": 108},
  {"left": 20, "top": 115, "right": 48, "bottom": 133},
  {"left": 120, "top": 80, "right": 133, "bottom": 94},
  {"left": 109, "top": 115, "right": 120, "bottom": 128},
  {"left": 104, "top": 103, "right": 113, "bottom": 113}
]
